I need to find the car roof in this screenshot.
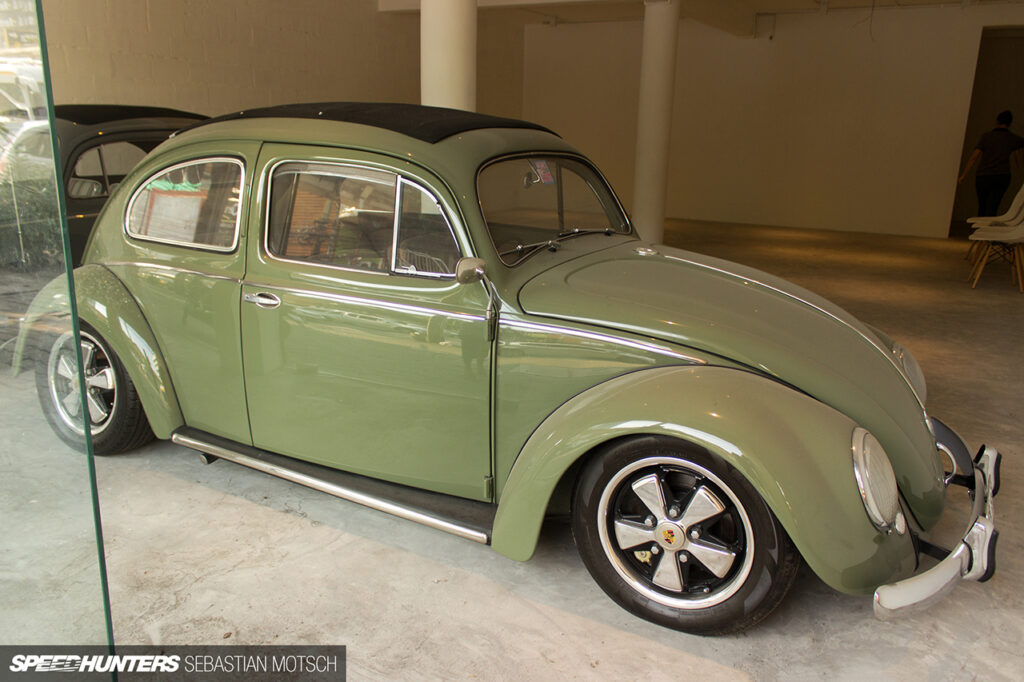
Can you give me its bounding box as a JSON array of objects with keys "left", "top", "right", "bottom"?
[
  {"left": 179, "top": 102, "right": 557, "bottom": 144},
  {"left": 53, "top": 105, "right": 206, "bottom": 126}
]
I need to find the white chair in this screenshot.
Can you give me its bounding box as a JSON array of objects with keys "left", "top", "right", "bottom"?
[
  {"left": 965, "top": 186, "right": 1024, "bottom": 263},
  {"left": 967, "top": 181, "right": 1024, "bottom": 227},
  {"left": 969, "top": 222, "right": 1024, "bottom": 292}
]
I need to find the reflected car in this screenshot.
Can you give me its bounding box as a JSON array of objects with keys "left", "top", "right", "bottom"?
[
  {"left": 17, "top": 103, "right": 1000, "bottom": 635},
  {"left": 0, "top": 105, "right": 206, "bottom": 265}
]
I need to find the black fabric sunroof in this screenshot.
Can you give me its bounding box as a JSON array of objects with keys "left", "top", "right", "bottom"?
[
  {"left": 53, "top": 105, "right": 206, "bottom": 125},
  {"left": 181, "top": 102, "right": 557, "bottom": 143}
]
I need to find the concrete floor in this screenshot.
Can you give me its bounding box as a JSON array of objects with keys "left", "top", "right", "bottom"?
[{"left": 2, "top": 220, "right": 1022, "bottom": 679}]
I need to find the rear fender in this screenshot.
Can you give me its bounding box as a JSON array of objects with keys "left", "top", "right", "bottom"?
[
  {"left": 491, "top": 365, "right": 917, "bottom": 594},
  {"left": 14, "top": 265, "right": 183, "bottom": 438}
]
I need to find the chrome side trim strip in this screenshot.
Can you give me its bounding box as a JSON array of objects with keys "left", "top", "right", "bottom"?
[
  {"left": 171, "top": 432, "right": 490, "bottom": 544},
  {"left": 100, "top": 261, "right": 241, "bottom": 283},
  {"left": 503, "top": 319, "right": 706, "bottom": 364},
  {"left": 243, "top": 281, "right": 486, "bottom": 323}
]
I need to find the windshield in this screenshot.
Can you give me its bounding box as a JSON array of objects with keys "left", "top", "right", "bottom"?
[{"left": 478, "top": 156, "right": 630, "bottom": 265}]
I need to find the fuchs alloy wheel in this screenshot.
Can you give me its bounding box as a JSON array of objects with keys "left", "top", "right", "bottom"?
[
  {"left": 572, "top": 436, "right": 799, "bottom": 635},
  {"left": 36, "top": 322, "right": 153, "bottom": 454}
]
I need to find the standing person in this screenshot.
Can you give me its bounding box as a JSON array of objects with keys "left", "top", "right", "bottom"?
[{"left": 959, "top": 110, "right": 1024, "bottom": 216}]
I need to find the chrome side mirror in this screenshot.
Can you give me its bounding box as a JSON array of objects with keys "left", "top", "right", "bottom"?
[
  {"left": 455, "top": 257, "right": 498, "bottom": 341},
  {"left": 455, "top": 257, "right": 487, "bottom": 285}
]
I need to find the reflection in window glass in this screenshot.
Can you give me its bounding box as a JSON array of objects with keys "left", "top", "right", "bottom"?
[
  {"left": 0, "top": 125, "right": 52, "bottom": 184},
  {"left": 268, "top": 163, "right": 397, "bottom": 271},
  {"left": 127, "top": 159, "right": 242, "bottom": 249},
  {"left": 395, "top": 181, "right": 460, "bottom": 276}
]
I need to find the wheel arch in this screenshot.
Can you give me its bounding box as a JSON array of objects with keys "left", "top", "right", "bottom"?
[
  {"left": 15, "top": 265, "right": 184, "bottom": 439},
  {"left": 491, "top": 365, "right": 917, "bottom": 594}
]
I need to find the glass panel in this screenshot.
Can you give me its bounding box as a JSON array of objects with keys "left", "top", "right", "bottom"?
[
  {"left": 477, "top": 156, "right": 629, "bottom": 265},
  {"left": 268, "top": 162, "right": 396, "bottom": 271},
  {"left": 127, "top": 158, "right": 242, "bottom": 249},
  {"left": 0, "top": 1, "right": 111, "bottom": 645},
  {"left": 395, "top": 181, "right": 460, "bottom": 277}
]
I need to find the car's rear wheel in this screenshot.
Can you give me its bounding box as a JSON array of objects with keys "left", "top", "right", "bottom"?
[
  {"left": 36, "top": 322, "right": 153, "bottom": 454},
  {"left": 572, "top": 436, "right": 799, "bottom": 635}
]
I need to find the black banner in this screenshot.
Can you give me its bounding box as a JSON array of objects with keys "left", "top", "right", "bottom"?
[{"left": 0, "top": 646, "right": 345, "bottom": 681}]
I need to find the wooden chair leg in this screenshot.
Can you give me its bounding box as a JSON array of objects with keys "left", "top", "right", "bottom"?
[
  {"left": 1013, "top": 244, "right": 1020, "bottom": 287},
  {"left": 1016, "top": 244, "right": 1024, "bottom": 293},
  {"left": 967, "top": 240, "right": 982, "bottom": 264},
  {"left": 971, "top": 242, "right": 992, "bottom": 288},
  {"left": 968, "top": 242, "right": 984, "bottom": 282}
]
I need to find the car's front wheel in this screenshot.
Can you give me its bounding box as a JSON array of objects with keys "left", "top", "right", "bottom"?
[
  {"left": 572, "top": 436, "right": 799, "bottom": 635},
  {"left": 36, "top": 322, "right": 153, "bottom": 454}
]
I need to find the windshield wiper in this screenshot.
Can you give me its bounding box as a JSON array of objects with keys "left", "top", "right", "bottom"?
[
  {"left": 500, "top": 227, "right": 616, "bottom": 264},
  {"left": 556, "top": 226, "right": 616, "bottom": 238},
  {"left": 499, "top": 239, "right": 562, "bottom": 260}
]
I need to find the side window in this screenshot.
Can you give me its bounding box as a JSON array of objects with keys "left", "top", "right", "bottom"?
[
  {"left": 69, "top": 141, "right": 149, "bottom": 199},
  {"left": 268, "top": 163, "right": 397, "bottom": 271},
  {"left": 267, "top": 161, "right": 462, "bottom": 277},
  {"left": 395, "top": 180, "right": 460, "bottom": 277},
  {"left": 126, "top": 158, "right": 243, "bottom": 250}
]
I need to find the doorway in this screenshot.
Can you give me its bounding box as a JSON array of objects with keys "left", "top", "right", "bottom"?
[{"left": 950, "top": 27, "right": 1024, "bottom": 237}]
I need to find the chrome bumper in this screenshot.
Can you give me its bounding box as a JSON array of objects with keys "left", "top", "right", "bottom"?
[{"left": 873, "top": 422, "right": 1000, "bottom": 619}]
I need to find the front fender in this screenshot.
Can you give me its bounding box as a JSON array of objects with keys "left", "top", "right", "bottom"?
[
  {"left": 14, "top": 265, "right": 183, "bottom": 438},
  {"left": 491, "top": 366, "right": 917, "bottom": 595}
]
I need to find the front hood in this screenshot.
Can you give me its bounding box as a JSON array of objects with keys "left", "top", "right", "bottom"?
[{"left": 518, "top": 242, "right": 944, "bottom": 525}]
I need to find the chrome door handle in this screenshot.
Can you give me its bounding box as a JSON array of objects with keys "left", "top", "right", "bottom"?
[{"left": 243, "top": 292, "right": 281, "bottom": 309}]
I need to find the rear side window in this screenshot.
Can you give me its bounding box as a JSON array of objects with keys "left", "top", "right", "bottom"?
[
  {"left": 268, "top": 162, "right": 460, "bottom": 277},
  {"left": 69, "top": 141, "right": 150, "bottom": 199},
  {"left": 126, "top": 158, "right": 243, "bottom": 250}
]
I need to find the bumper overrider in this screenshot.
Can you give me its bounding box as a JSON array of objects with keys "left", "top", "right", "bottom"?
[{"left": 873, "top": 418, "right": 1001, "bottom": 619}]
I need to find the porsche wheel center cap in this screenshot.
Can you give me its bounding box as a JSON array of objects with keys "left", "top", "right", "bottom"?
[{"left": 654, "top": 522, "right": 684, "bottom": 550}]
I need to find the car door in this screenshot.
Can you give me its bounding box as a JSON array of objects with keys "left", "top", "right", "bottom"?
[{"left": 240, "top": 144, "right": 493, "bottom": 501}]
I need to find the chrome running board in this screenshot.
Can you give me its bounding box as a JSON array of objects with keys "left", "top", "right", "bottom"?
[{"left": 171, "top": 427, "right": 494, "bottom": 544}]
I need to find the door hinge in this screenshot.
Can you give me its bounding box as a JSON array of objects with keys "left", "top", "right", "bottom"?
[{"left": 483, "top": 475, "right": 494, "bottom": 500}]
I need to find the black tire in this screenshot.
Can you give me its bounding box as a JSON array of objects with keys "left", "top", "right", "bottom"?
[
  {"left": 35, "top": 322, "right": 154, "bottom": 454},
  {"left": 572, "top": 435, "right": 799, "bottom": 635}
]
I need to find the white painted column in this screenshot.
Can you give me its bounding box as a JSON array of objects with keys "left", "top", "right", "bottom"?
[
  {"left": 420, "top": 0, "right": 477, "bottom": 112},
  {"left": 631, "top": 0, "right": 680, "bottom": 244}
]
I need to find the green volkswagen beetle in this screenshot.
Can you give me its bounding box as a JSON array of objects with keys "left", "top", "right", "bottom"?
[{"left": 19, "top": 103, "right": 1000, "bottom": 635}]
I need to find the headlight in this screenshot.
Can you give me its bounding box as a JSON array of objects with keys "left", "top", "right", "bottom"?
[
  {"left": 891, "top": 342, "right": 927, "bottom": 406},
  {"left": 851, "top": 428, "right": 905, "bottom": 534}
]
